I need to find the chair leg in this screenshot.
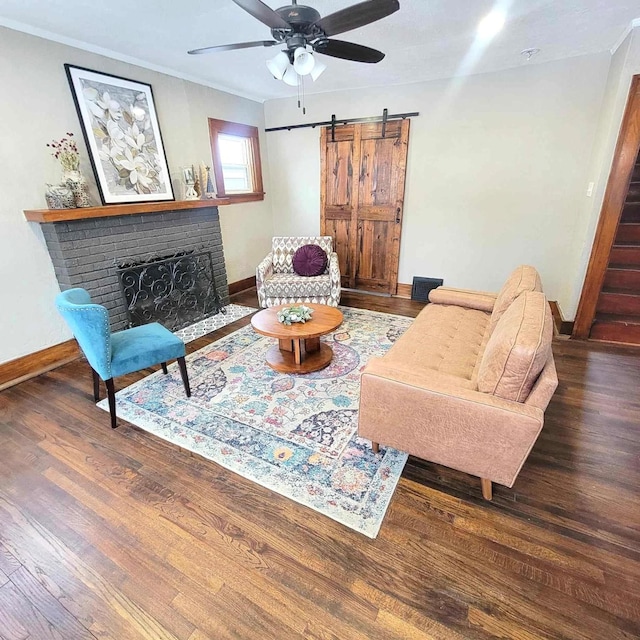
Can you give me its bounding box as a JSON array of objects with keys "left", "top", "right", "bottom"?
[
  {"left": 177, "top": 356, "right": 191, "bottom": 398},
  {"left": 371, "top": 441, "right": 380, "bottom": 454},
  {"left": 161, "top": 362, "right": 168, "bottom": 374},
  {"left": 91, "top": 368, "right": 100, "bottom": 402},
  {"left": 105, "top": 378, "right": 117, "bottom": 429},
  {"left": 481, "top": 478, "right": 493, "bottom": 501}
]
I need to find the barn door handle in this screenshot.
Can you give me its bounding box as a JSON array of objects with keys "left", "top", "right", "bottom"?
[{"left": 395, "top": 208, "right": 401, "bottom": 223}]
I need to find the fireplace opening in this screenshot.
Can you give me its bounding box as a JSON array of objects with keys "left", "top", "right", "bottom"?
[{"left": 116, "top": 250, "right": 225, "bottom": 331}]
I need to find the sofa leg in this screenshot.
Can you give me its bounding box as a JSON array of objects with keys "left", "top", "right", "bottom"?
[
  {"left": 371, "top": 441, "right": 380, "bottom": 454},
  {"left": 481, "top": 478, "right": 492, "bottom": 501}
]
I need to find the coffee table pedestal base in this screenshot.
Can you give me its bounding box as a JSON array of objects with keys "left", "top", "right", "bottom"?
[
  {"left": 266, "top": 339, "right": 333, "bottom": 374},
  {"left": 251, "top": 305, "right": 343, "bottom": 374}
]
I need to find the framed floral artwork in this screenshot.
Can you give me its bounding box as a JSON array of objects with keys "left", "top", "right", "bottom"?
[{"left": 65, "top": 64, "right": 174, "bottom": 204}]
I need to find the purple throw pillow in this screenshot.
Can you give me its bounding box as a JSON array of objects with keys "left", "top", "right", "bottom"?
[{"left": 292, "top": 244, "right": 328, "bottom": 277}]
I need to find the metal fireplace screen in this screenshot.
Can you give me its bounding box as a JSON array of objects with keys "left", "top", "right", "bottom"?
[{"left": 116, "top": 250, "right": 224, "bottom": 331}]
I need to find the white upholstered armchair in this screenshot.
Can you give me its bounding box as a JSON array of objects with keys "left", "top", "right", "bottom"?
[{"left": 256, "top": 236, "right": 341, "bottom": 308}]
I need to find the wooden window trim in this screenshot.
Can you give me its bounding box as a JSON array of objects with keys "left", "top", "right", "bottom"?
[{"left": 208, "top": 118, "right": 264, "bottom": 204}]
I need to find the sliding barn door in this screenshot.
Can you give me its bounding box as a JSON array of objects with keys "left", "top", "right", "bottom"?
[{"left": 320, "top": 119, "right": 410, "bottom": 294}]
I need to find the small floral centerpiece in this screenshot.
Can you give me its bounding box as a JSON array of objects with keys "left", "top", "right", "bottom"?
[
  {"left": 47, "top": 133, "right": 80, "bottom": 176},
  {"left": 277, "top": 305, "right": 313, "bottom": 325}
]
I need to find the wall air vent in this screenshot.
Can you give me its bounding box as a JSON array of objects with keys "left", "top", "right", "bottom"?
[{"left": 411, "top": 277, "right": 444, "bottom": 303}]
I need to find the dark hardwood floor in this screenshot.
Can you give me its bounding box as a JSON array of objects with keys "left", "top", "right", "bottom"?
[{"left": 1, "top": 288, "right": 640, "bottom": 639}]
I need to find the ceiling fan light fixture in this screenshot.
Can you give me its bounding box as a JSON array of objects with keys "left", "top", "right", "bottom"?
[
  {"left": 189, "top": 0, "right": 398, "bottom": 110},
  {"left": 282, "top": 64, "right": 299, "bottom": 86},
  {"left": 266, "top": 51, "right": 290, "bottom": 80},
  {"left": 293, "top": 46, "right": 315, "bottom": 76},
  {"left": 310, "top": 58, "right": 327, "bottom": 81}
]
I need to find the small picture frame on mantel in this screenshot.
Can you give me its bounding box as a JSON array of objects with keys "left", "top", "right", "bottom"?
[
  {"left": 182, "top": 166, "right": 195, "bottom": 184},
  {"left": 65, "top": 64, "right": 174, "bottom": 205},
  {"left": 182, "top": 166, "right": 199, "bottom": 200}
]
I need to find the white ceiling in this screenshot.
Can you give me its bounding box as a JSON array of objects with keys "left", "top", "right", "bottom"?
[{"left": 1, "top": 1, "right": 639, "bottom": 102}]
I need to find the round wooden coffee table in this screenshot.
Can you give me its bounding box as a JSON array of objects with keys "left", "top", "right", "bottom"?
[{"left": 251, "top": 304, "right": 344, "bottom": 374}]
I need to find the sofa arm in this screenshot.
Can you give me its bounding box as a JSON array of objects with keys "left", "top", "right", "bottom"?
[
  {"left": 358, "top": 358, "right": 544, "bottom": 487},
  {"left": 328, "top": 252, "right": 341, "bottom": 304},
  {"left": 256, "top": 253, "right": 274, "bottom": 308},
  {"left": 428, "top": 287, "right": 497, "bottom": 312}
]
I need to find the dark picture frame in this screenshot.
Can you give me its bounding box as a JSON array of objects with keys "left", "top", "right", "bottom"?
[{"left": 64, "top": 64, "right": 174, "bottom": 205}]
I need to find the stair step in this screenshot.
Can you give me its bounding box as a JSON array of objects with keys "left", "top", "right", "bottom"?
[
  {"left": 615, "top": 223, "right": 640, "bottom": 244},
  {"left": 627, "top": 182, "right": 640, "bottom": 202},
  {"left": 621, "top": 202, "right": 640, "bottom": 223},
  {"left": 596, "top": 291, "right": 640, "bottom": 315},
  {"left": 609, "top": 245, "right": 640, "bottom": 267},
  {"left": 603, "top": 267, "right": 640, "bottom": 292},
  {"left": 591, "top": 315, "right": 640, "bottom": 344},
  {"left": 594, "top": 312, "right": 640, "bottom": 324},
  {"left": 632, "top": 164, "right": 640, "bottom": 182}
]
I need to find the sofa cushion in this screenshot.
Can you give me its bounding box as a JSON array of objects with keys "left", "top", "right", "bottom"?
[
  {"left": 490, "top": 265, "right": 542, "bottom": 330},
  {"left": 384, "top": 304, "right": 490, "bottom": 381},
  {"left": 263, "top": 272, "right": 332, "bottom": 298},
  {"left": 478, "top": 291, "right": 553, "bottom": 402},
  {"left": 292, "top": 244, "right": 328, "bottom": 277}
]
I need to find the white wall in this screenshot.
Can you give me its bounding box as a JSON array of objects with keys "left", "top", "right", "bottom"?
[
  {"left": 264, "top": 53, "right": 612, "bottom": 317},
  {"left": 0, "top": 27, "right": 273, "bottom": 364}
]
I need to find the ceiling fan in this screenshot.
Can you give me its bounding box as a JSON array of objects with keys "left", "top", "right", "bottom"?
[{"left": 188, "top": 0, "right": 400, "bottom": 67}]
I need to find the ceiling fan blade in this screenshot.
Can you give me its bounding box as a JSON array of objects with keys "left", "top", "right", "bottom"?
[
  {"left": 314, "top": 39, "right": 385, "bottom": 63},
  {"left": 313, "top": 0, "right": 399, "bottom": 37},
  {"left": 231, "top": 0, "right": 290, "bottom": 29},
  {"left": 188, "top": 40, "right": 277, "bottom": 55}
]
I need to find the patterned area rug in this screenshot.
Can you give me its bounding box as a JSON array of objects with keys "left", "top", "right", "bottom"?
[
  {"left": 100, "top": 307, "right": 412, "bottom": 537},
  {"left": 174, "top": 304, "right": 256, "bottom": 343}
]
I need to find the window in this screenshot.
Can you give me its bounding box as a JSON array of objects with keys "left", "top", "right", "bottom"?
[{"left": 208, "top": 118, "right": 264, "bottom": 203}]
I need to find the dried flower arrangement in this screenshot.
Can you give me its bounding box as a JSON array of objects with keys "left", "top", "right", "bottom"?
[{"left": 47, "top": 132, "right": 80, "bottom": 174}]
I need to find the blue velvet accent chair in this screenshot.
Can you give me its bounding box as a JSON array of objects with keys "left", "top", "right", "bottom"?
[{"left": 55, "top": 288, "right": 190, "bottom": 429}]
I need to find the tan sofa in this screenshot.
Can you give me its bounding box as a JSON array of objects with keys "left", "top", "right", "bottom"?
[{"left": 358, "top": 265, "right": 558, "bottom": 500}]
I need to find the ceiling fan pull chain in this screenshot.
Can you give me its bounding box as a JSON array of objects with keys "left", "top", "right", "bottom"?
[{"left": 302, "top": 76, "right": 306, "bottom": 115}]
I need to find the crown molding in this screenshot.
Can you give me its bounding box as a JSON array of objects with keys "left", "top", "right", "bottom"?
[
  {"left": 0, "top": 17, "right": 266, "bottom": 103},
  {"left": 611, "top": 17, "right": 640, "bottom": 54}
]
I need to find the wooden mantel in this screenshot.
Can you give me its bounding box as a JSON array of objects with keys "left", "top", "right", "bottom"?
[{"left": 24, "top": 198, "right": 230, "bottom": 223}]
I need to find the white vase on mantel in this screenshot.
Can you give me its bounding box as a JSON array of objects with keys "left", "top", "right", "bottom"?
[
  {"left": 62, "top": 170, "right": 82, "bottom": 183},
  {"left": 63, "top": 170, "right": 92, "bottom": 208}
]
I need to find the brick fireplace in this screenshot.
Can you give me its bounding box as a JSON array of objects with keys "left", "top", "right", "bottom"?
[{"left": 28, "top": 202, "right": 230, "bottom": 331}]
